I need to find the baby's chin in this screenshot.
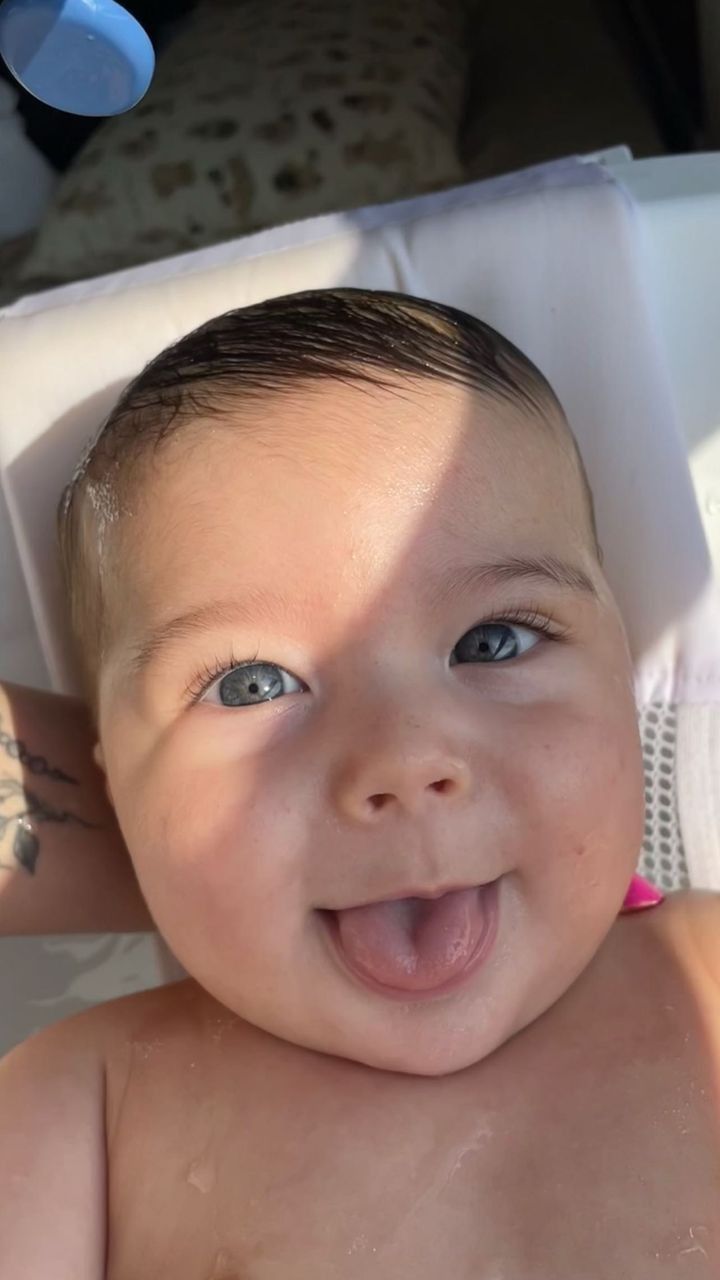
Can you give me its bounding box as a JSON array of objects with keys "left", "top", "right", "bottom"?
[
  {"left": 160, "top": 875, "right": 617, "bottom": 1078},
  {"left": 332, "top": 1028, "right": 508, "bottom": 1078},
  {"left": 210, "top": 982, "right": 531, "bottom": 1078},
  {"left": 280, "top": 970, "right": 572, "bottom": 1077},
  {"left": 182, "top": 968, "right": 511, "bottom": 1077},
  {"left": 279, "top": 990, "right": 539, "bottom": 1077}
]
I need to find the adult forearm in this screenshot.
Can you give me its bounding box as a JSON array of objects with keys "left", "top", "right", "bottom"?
[{"left": 0, "top": 681, "right": 154, "bottom": 935}]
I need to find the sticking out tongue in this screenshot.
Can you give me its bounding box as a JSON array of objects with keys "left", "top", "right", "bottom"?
[{"left": 333, "top": 887, "right": 488, "bottom": 992}]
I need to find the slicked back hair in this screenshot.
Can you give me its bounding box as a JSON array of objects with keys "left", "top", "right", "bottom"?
[{"left": 57, "top": 287, "right": 599, "bottom": 710}]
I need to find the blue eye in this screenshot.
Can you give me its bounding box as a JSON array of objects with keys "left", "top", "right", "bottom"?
[
  {"left": 188, "top": 610, "right": 565, "bottom": 707},
  {"left": 450, "top": 621, "right": 542, "bottom": 666},
  {"left": 200, "top": 661, "right": 304, "bottom": 708}
]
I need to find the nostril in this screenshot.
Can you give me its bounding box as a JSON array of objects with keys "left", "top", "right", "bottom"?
[
  {"left": 368, "top": 779, "right": 455, "bottom": 809},
  {"left": 430, "top": 778, "right": 454, "bottom": 794},
  {"left": 369, "top": 793, "right": 391, "bottom": 810}
]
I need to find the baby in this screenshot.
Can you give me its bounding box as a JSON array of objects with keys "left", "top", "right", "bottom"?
[{"left": 2, "top": 287, "right": 719, "bottom": 1278}]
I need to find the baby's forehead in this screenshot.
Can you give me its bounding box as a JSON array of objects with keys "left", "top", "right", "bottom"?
[
  {"left": 122, "top": 378, "right": 583, "bottom": 561},
  {"left": 122, "top": 385, "right": 584, "bottom": 588},
  {"left": 164, "top": 372, "right": 568, "bottom": 470}
]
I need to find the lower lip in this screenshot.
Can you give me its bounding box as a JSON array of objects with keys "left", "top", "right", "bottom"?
[{"left": 319, "top": 877, "right": 502, "bottom": 1002}]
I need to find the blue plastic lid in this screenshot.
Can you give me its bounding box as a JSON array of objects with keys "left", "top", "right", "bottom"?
[{"left": 0, "top": 0, "right": 155, "bottom": 116}]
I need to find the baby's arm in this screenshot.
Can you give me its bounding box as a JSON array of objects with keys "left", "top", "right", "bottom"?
[
  {"left": 0, "top": 680, "right": 154, "bottom": 935},
  {"left": 0, "top": 1017, "right": 107, "bottom": 1278}
]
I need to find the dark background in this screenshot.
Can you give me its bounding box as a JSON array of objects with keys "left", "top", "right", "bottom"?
[
  {"left": 0, "top": 0, "right": 706, "bottom": 173},
  {"left": 0, "top": 0, "right": 196, "bottom": 169},
  {"left": 599, "top": 0, "right": 704, "bottom": 150}
]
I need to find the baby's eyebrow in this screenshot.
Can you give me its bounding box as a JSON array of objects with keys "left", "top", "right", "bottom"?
[
  {"left": 429, "top": 554, "right": 599, "bottom": 612},
  {"left": 124, "top": 554, "right": 598, "bottom": 678}
]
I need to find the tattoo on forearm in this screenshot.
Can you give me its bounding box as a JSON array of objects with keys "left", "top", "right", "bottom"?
[
  {"left": 0, "top": 714, "right": 100, "bottom": 876},
  {"left": 0, "top": 713, "right": 78, "bottom": 784}
]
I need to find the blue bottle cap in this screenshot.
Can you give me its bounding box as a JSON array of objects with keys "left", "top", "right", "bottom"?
[{"left": 0, "top": 0, "right": 155, "bottom": 116}]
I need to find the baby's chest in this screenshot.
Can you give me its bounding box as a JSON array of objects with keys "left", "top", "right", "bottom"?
[{"left": 105, "top": 1016, "right": 720, "bottom": 1280}]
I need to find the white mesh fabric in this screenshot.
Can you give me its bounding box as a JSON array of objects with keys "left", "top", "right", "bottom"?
[
  {"left": 675, "top": 704, "right": 720, "bottom": 892},
  {"left": 637, "top": 703, "right": 689, "bottom": 892}
]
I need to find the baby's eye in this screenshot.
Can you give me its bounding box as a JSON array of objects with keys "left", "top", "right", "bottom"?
[
  {"left": 450, "top": 622, "right": 540, "bottom": 666},
  {"left": 200, "top": 661, "right": 304, "bottom": 707}
]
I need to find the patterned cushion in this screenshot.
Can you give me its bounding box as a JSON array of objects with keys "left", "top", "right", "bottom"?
[{"left": 16, "top": 0, "right": 468, "bottom": 290}]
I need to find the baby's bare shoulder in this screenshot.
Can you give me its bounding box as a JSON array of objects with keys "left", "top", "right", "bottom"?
[
  {"left": 0, "top": 978, "right": 211, "bottom": 1276},
  {"left": 2, "top": 977, "right": 209, "bottom": 1078},
  {"left": 64, "top": 975, "right": 212, "bottom": 1057},
  {"left": 677, "top": 886, "right": 720, "bottom": 978},
  {"left": 0, "top": 984, "right": 118, "bottom": 1275},
  {"left": 652, "top": 887, "right": 720, "bottom": 995}
]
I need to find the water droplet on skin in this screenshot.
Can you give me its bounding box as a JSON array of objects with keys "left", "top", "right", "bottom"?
[
  {"left": 187, "top": 1157, "right": 216, "bottom": 1194},
  {"left": 132, "top": 1038, "right": 164, "bottom": 1060},
  {"left": 677, "top": 1224, "right": 710, "bottom": 1258},
  {"left": 445, "top": 1124, "right": 493, "bottom": 1184},
  {"left": 208, "top": 1246, "right": 236, "bottom": 1278},
  {"left": 210, "top": 1015, "right": 238, "bottom": 1042}
]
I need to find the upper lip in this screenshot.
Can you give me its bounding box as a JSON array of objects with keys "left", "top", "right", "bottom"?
[{"left": 321, "top": 879, "right": 495, "bottom": 912}]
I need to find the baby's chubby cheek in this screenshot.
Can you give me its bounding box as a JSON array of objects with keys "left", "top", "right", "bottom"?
[
  {"left": 521, "top": 680, "right": 645, "bottom": 923},
  {"left": 106, "top": 719, "right": 309, "bottom": 967}
]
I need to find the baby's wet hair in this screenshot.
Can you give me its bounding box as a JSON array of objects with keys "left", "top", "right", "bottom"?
[{"left": 57, "top": 287, "right": 599, "bottom": 715}]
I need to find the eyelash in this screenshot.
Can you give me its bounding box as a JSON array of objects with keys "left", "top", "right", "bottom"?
[{"left": 183, "top": 606, "right": 570, "bottom": 705}]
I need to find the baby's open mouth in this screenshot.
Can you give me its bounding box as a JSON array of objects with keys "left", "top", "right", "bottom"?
[{"left": 319, "top": 879, "right": 501, "bottom": 997}]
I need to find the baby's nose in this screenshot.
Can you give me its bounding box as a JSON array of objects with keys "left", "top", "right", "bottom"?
[{"left": 335, "top": 751, "right": 472, "bottom": 823}]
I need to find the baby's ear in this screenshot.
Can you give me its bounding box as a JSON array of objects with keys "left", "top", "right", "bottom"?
[{"left": 92, "top": 741, "right": 114, "bottom": 807}]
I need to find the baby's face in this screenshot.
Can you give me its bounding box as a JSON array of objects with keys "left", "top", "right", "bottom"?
[{"left": 96, "top": 376, "right": 644, "bottom": 1076}]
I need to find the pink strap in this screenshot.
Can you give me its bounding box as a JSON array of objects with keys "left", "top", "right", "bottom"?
[{"left": 620, "top": 873, "right": 665, "bottom": 913}]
